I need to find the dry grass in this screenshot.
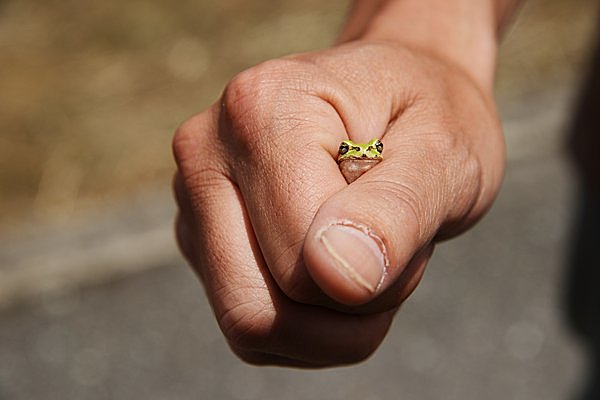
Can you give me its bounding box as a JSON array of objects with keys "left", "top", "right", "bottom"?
[
  {"left": 0, "top": 0, "right": 597, "bottom": 232},
  {"left": 0, "top": 0, "right": 348, "bottom": 229}
]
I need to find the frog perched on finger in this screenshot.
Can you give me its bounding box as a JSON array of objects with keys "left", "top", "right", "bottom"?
[{"left": 337, "top": 138, "right": 383, "bottom": 183}]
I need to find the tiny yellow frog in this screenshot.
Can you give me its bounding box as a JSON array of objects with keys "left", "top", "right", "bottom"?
[
  {"left": 337, "top": 138, "right": 383, "bottom": 161},
  {"left": 337, "top": 138, "right": 383, "bottom": 183}
]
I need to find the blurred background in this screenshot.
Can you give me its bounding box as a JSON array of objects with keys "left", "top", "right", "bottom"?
[{"left": 0, "top": 0, "right": 599, "bottom": 398}]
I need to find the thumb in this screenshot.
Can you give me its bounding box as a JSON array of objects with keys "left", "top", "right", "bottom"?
[{"left": 303, "top": 132, "right": 486, "bottom": 306}]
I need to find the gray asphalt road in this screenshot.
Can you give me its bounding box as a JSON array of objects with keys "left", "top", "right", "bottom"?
[{"left": 0, "top": 86, "right": 588, "bottom": 399}]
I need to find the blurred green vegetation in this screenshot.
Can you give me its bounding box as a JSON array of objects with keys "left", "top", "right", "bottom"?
[{"left": 0, "top": 0, "right": 597, "bottom": 231}]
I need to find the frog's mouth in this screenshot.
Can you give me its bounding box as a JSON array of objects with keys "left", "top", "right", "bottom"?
[
  {"left": 337, "top": 154, "right": 382, "bottom": 161},
  {"left": 337, "top": 158, "right": 382, "bottom": 183}
]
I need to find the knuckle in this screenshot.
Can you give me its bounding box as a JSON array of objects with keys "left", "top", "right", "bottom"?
[
  {"left": 279, "top": 271, "right": 316, "bottom": 304},
  {"left": 172, "top": 115, "right": 209, "bottom": 171},
  {"left": 220, "top": 59, "right": 311, "bottom": 152},
  {"left": 425, "top": 130, "right": 480, "bottom": 181},
  {"left": 172, "top": 119, "right": 194, "bottom": 165},
  {"left": 224, "top": 58, "right": 301, "bottom": 102},
  {"left": 217, "top": 295, "right": 274, "bottom": 352},
  {"left": 172, "top": 114, "right": 227, "bottom": 191},
  {"left": 222, "top": 59, "right": 289, "bottom": 119},
  {"left": 426, "top": 130, "right": 482, "bottom": 206},
  {"left": 425, "top": 129, "right": 459, "bottom": 153},
  {"left": 272, "top": 244, "right": 317, "bottom": 304},
  {"left": 418, "top": 130, "right": 484, "bottom": 233}
]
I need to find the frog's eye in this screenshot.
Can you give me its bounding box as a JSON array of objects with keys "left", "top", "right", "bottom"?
[
  {"left": 375, "top": 140, "right": 383, "bottom": 154},
  {"left": 339, "top": 142, "right": 349, "bottom": 155}
]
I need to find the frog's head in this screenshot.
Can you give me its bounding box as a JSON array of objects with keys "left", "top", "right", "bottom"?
[{"left": 338, "top": 138, "right": 383, "bottom": 160}]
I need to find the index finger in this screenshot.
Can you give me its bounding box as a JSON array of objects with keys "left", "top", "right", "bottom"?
[{"left": 218, "top": 59, "right": 379, "bottom": 304}]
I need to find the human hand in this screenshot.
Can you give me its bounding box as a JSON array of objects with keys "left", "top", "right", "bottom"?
[{"left": 172, "top": 39, "right": 505, "bottom": 367}]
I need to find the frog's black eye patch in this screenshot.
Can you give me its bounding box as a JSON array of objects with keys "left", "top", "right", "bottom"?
[
  {"left": 339, "top": 142, "right": 349, "bottom": 155},
  {"left": 375, "top": 140, "right": 383, "bottom": 154}
]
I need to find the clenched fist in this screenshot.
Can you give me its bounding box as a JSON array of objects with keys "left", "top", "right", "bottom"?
[{"left": 173, "top": 0, "right": 518, "bottom": 367}]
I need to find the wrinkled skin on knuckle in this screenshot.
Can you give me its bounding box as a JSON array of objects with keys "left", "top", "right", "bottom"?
[
  {"left": 406, "top": 66, "right": 503, "bottom": 239},
  {"left": 173, "top": 114, "right": 224, "bottom": 184},
  {"left": 277, "top": 261, "right": 326, "bottom": 306},
  {"left": 428, "top": 72, "right": 505, "bottom": 233},
  {"left": 262, "top": 244, "right": 328, "bottom": 309},
  {"left": 417, "top": 127, "right": 492, "bottom": 239},
  {"left": 217, "top": 296, "right": 275, "bottom": 354},
  {"left": 381, "top": 124, "right": 485, "bottom": 244},
  {"left": 218, "top": 301, "right": 380, "bottom": 366},
  {"left": 427, "top": 131, "right": 480, "bottom": 206},
  {"left": 172, "top": 117, "right": 201, "bottom": 170},
  {"left": 220, "top": 58, "right": 316, "bottom": 157}
]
